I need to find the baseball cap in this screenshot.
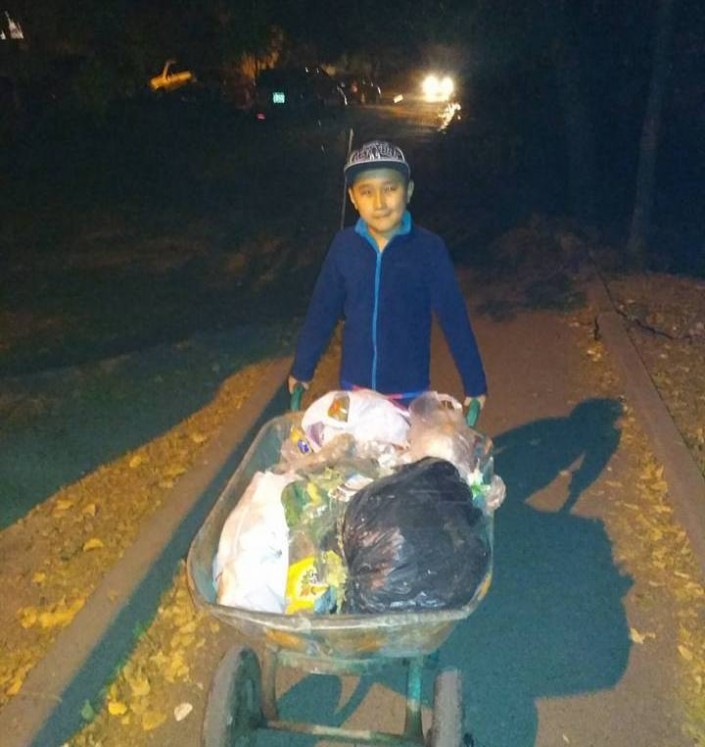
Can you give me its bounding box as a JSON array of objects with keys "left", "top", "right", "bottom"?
[{"left": 344, "top": 140, "right": 411, "bottom": 184}]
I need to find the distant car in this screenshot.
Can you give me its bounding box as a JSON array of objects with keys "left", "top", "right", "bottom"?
[
  {"left": 336, "top": 74, "right": 381, "bottom": 105},
  {"left": 421, "top": 73, "right": 455, "bottom": 103},
  {"left": 149, "top": 60, "right": 196, "bottom": 93},
  {"left": 254, "top": 66, "right": 346, "bottom": 118}
]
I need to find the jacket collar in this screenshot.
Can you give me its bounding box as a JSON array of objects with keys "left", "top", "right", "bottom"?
[{"left": 354, "top": 210, "right": 413, "bottom": 250}]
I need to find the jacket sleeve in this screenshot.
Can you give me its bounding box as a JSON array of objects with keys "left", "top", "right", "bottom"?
[
  {"left": 429, "top": 240, "right": 488, "bottom": 397},
  {"left": 291, "top": 242, "right": 345, "bottom": 382}
]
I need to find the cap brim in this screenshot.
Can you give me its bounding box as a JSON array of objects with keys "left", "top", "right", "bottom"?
[{"left": 345, "top": 161, "right": 411, "bottom": 184}]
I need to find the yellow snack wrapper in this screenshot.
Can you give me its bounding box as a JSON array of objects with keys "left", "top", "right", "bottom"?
[{"left": 285, "top": 556, "right": 328, "bottom": 614}]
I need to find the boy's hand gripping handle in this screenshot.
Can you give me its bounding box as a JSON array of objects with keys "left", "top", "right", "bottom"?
[
  {"left": 290, "top": 383, "right": 305, "bottom": 412},
  {"left": 465, "top": 398, "right": 481, "bottom": 428}
]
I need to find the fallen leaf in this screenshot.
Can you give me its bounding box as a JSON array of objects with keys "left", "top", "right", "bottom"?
[
  {"left": 32, "top": 572, "right": 47, "bottom": 585},
  {"left": 18, "top": 607, "right": 38, "bottom": 629},
  {"left": 82, "top": 538, "right": 104, "bottom": 551},
  {"left": 630, "top": 627, "right": 648, "bottom": 645},
  {"left": 129, "top": 454, "right": 144, "bottom": 469},
  {"left": 142, "top": 710, "right": 167, "bottom": 731},
  {"left": 126, "top": 671, "right": 151, "bottom": 697},
  {"left": 170, "top": 631, "right": 195, "bottom": 650},
  {"left": 174, "top": 702, "right": 193, "bottom": 722},
  {"left": 163, "top": 464, "right": 187, "bottom": 479},
  {"left": 163, "top": 650, "right": 190, "bottom": 683},
  {"left": 149, "top": 651, "right": 169, "bottom": 668},
  {"left": 6, "top": 664, "right": 32, "bottom": 696},
  {"left": 108, "top": 700, "right": 128, "bottom": 716},
  {"left": 678, "top": 645, "right": 694, "bottom": 661},
  {"left": 38, "top": 598, "right": 85, "bottom": 628}
]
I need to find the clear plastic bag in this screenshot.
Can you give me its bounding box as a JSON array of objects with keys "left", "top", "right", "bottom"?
[
  {"left": 407, "top": 391, "right": 494, "bottom": 487},
  {"left": 279, "top": 416, "right": 407, "bottom": 474},
  {"left": 278, "top": 427, "right": 358, "bottom": 472},
  {"left": 280, "top": 457, "right": 387, "bottom": 614}
]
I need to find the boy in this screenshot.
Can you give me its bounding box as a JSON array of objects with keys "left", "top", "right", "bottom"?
[{"left": 288, "top": 139, "right": 487, "bottom": 412}]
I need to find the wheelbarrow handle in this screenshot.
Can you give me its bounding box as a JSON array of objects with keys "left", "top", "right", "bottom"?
[
  {"left": 290, "top": 383, "right": 305, "bottom": 412},
  {"left": 292, "top": 386, "right": 480, "bottom": 423},
  {"left": 465, "top": 398, "right": 481, "bottom": 428}
]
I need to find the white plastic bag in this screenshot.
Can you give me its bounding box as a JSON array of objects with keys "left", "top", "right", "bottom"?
[
  {"left": 301, "top": 389, "right": 410, "bottom": 451},
  {"left": 213, "top": 470, "right": 296, "bottom": 612}
]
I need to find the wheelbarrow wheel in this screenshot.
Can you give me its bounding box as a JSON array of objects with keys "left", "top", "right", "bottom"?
[
  {"left": 202, "top": 646, "right": 263, "bottom": 747},
  {"left": 427, "top": 669, "right": 463, "bottom": 747}
]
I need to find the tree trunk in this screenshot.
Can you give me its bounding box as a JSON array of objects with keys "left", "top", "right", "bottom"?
[{"left": 626, "top": 0, "right": 676, "bottom": 265}]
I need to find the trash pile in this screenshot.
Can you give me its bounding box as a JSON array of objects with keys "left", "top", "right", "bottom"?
[{"left": 213, "top": 390, "right": 505, "bottom": 616}]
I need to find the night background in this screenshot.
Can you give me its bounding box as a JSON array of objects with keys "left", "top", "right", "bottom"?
[
  {"left": 2, "top": 0, "right": 703, "bottom": 261},
  {"left": 0, "top": 2, "right": 703, "bottom": 382},
  {"left": 2, "top": 3, "right": 705, "bottom": 746}
]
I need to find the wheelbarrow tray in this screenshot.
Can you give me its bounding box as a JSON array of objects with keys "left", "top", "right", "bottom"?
[{"left": 186, "top": 413, "right": 493, "bottom": 664}]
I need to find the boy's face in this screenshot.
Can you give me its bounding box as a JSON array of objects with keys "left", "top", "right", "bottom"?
[{"left": 348, "top": 168, "right": 414, "bottom": 245}]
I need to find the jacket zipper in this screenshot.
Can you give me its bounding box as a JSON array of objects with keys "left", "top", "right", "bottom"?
[{"left": 371, "top": 248, "right": 382, "bottom": 389}]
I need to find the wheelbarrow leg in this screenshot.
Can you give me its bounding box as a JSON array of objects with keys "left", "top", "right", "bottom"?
[
  {"left": 201, "top": 646, "right": 263, "bottom": 747},
  {"left": 261, "top": 645, "right": 279, "bottom": 721},
  {"left": 403, "top": 656, "right": 425, "bottom": 742}
]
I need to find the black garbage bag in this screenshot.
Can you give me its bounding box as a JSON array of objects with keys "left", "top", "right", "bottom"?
[{"left": 341, "top": 457, "right": 491, "bottom": 613}]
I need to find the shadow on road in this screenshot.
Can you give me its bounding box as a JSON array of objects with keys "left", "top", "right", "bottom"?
[
  {"left": 0, "top": 323, "right": 292, "bottom": 528},
  {"left": 267, "top": 397, "right": 632, "bottom": 747},
  {"left": 442, "top": 397, "right": 632, "bottom": 746}
]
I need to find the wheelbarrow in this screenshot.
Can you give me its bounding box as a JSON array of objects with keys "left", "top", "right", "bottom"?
[{"left": 186, "top": 405, "right": 494, "bottom": 747}]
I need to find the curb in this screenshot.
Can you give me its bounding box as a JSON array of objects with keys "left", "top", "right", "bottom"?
[
  {"left": 0, "top": 356, "right": 293, "bottom": 747},
  {"left": 588, "top": 275, "right": 705, "bottom": 580}
]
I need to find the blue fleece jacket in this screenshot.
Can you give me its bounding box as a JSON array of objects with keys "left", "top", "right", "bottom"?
[{"left": 291, "top": 213, "right": 487, "bottom": 398}]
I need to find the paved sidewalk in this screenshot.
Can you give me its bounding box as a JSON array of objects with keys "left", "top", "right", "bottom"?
[{"left": 2, "top": 277, "right": 704, "bottom": 746}]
